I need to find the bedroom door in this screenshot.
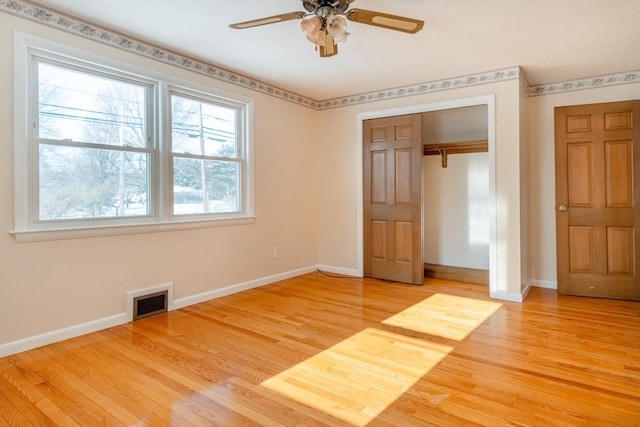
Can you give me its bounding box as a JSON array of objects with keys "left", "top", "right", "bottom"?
[
  {"left": 363, "top": 114, "right": 423, "bottom": 285},
  {"left": 555, "top": 100, "right": 640, "bottom": 300}
]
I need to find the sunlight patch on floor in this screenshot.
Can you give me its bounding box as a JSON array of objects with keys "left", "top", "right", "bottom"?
[
  {"left": 261, "top": 327, "right": 453, "bottom": 426},
  {"left": 382, "top": 293, "right": 502, "bottom": 340}
]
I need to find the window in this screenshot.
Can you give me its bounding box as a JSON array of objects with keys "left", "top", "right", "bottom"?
[
  {"left": 36, "top": 61, "right": 154, "bottom": 221},
  {"left": 14, "top": 33, "right": 253, "bottom": 241},
  {"left": 170, "top": 92, "right": 242, "bottom": 216}
]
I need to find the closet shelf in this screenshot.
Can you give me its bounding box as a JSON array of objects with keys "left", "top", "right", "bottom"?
[
  {"left": 423, "top": 140, "right": 488, "bottom": 168},
  {"left": 423, "top": 140, "right": 488, "bottom": 156}
]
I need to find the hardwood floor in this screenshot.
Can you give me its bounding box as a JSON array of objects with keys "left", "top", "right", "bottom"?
[{"left": 1, "top": 272, "right": 639, "bottom": 426}]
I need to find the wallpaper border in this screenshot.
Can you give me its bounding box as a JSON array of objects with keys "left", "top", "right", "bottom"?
[
  {"left": 527, "top": 71, "right": 640, "bottom": 96},
  {"left": 2, "top": 0, "right": 639, "bottom": 110},
  {"left": 317, "top": 67, "right": 522, "bottom": 110}
]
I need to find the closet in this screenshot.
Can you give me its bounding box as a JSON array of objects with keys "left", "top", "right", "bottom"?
[{"left": 422, "top": 105, "right": 489, "bottom": 285}]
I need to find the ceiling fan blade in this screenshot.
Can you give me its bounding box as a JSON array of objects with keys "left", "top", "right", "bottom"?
[
  {"left": 346, "top": 8, "right": 424, "bottom": 34},
  {"left": 229, "top": 11, "right": 306, "bottom": 29}
]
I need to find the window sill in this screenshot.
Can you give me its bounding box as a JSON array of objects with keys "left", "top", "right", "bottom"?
[{"left": 11, "top": 216, "right": 256, "bottom": 243}]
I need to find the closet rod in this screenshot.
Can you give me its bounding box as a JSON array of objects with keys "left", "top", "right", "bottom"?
[{"left": 423, "top": 140, "right": 488, "bottom": 168}]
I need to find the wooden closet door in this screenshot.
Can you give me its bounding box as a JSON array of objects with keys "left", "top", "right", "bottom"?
[
  {"left": 555, "top": 100, "right": 640, "bottom": 300},
  {"left": 363, "top": 114, "right": 423, "bottom": 285}
]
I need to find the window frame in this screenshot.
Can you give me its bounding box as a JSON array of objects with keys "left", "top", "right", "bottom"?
[
  {"left": 13, "top": 32, "right": 254, "bottom": 243},
  {"left": 168, "top": 88, "right": 246, "bottom": 219}
]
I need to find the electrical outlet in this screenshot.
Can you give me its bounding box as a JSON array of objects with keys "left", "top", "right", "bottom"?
[{"left": 273, "top": 246, "right": 280, "bottom": 259}]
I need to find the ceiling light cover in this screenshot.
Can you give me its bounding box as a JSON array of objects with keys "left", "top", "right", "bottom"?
[
  {"left": 301, "top": 13, "right": 348, "bottom": 48},
  {"left": 327, "top": 15, "right": 349, "bottom": 43},
  {"left": 301, "top": 16, "right": 326, "bottom": 46}
]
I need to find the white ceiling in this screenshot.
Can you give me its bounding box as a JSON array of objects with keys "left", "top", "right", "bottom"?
[{"left": 34, "top": 0, "right": 640, "bottom": 101}]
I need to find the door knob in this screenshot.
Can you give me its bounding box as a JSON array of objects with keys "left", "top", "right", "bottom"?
[{"left": 558, "top": 205, "right": 568, "bottom": 212}]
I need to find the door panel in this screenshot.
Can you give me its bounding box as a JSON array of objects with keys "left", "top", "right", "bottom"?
[
  {"left": 555, "top": 100, "right": 640, "bottom": 300},
  {"left": 605, "top": 112, "right": 631, "bottom": 130},
  {"left": 371, "top": 150, "right": 387, "bottom": 203},
  {"left": 395, "top": 221, "right": 413, "bottom": 263},
  {"left": 568, "top": 226, "right": 594, "bottom": 273},
  {"left": 605, "top": 141, "right": 633, "bottom": 207},
  {"left": 607, "top": 227, "right": 634, "bottom": 275},
  {"left": 395, "top": 149, "right": 412, "bottom": 204},
  {"left": 371, "top": 220, "right": 388, "bottom": 260},
  {"left": 364, "top": 114, "right": 423, "bottom": 285},
  {"left": 567, "top": 143, "right": 592, "bottom": 206}
]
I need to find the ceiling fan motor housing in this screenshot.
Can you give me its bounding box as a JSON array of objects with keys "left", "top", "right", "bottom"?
[{"left": 303, "top": 0, "right": 353, "bottom": 14}]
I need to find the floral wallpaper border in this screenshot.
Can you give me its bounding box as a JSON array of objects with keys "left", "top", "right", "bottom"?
[
  {"left": 528, "top": 72, "right": 640, "bottom": 96},
  {"left": 2, "top": 0, "right": 638, "bottom": 110},
  {"left": 317, "top": 67, "right": 522, "bottom": 109}
]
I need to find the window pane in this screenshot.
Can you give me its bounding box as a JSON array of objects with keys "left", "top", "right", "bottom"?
[
  {"left": 173, "top": 157, "right": 239, "bottom": 215},
  {"left": 38, "top": 62, "right": 147, "bottom": 148},
  {"left": 39, "top": 145, "right": 149, "bottom": 220},
  {"left": 171, "top": 95, "right": 237, "bottom": 157}
]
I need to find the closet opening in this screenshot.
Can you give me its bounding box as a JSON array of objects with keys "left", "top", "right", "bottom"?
[{"left": 422, "top": 105, "right": 489, "bottom": 286}]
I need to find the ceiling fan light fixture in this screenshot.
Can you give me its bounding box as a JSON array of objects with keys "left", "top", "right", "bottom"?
[
  {"left": 327, "top": 14, "right": 349, "bottom": 43},
  {"left": 301, "top": 13, "right": 349, "bottom": 50},
  {"left": 301, "top": 16, "right": 326, "bottom": 45}
]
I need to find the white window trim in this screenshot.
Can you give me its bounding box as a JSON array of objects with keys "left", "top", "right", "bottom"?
[{"left": 12, "top": 31, "right": 254, "bottom": 243}]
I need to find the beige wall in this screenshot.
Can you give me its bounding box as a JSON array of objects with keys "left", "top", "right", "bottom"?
[
  {"left": 527, "top": 83, "right": 640, "bottom": 287},
  {"left": 0, "top": 13, "right": 320, "bottom": 346}
]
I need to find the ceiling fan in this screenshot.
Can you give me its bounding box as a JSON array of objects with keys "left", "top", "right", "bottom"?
[{"left": 229, "top": 0, "right": 424, "bottom": 57}]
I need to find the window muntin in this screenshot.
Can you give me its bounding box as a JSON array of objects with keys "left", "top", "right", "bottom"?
[{"left": 170, "top": 93, "right": 242, "bottom": 216}]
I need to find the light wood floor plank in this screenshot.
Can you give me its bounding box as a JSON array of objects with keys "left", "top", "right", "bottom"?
[
  {"left": 1, "top": 273, "right": 639, "bottom": 426},
  {"left": 0, "top": 372, "right": 53, "bottom": 426}
]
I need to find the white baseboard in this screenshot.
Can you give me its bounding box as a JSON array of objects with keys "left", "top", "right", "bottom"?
[
  {"left": 521, "top": 281, "right": 533, "bottom": 300},
  {"left": 315, "top": 264, "right": 360, "bottom": 277},
  {"left": 490, "top": 279, "right": 558, "bottom": 303},
  {"left": 490, "top": 281, "right": 532, "bottom": 303},
  {"left": 490, "top": 291, "right": 525, "bottom": 303},
  {"left": 0, "top": 265, "right": 318, "bottom": 358},
  {"left": 0, "top": 313, "right": 128, "bottom": 358},
  {"left": 172, "top": 266, "right": 317, "bottom": 309}
]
